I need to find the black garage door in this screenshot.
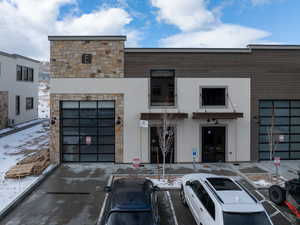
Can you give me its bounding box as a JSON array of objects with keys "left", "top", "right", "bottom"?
[{"left": 60, "top": 101, "right": 115, "bottom": 162}]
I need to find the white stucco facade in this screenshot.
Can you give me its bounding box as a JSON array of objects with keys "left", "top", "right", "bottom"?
[
  {"left": 51, "top": 77, "right": 250, "bottom": 163},
  {"left": 0, "top": 52, "right": 39, "bottom": 125}
]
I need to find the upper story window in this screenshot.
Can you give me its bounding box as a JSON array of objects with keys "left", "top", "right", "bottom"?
[
  {"left": 201, "top": 87, "right": 227, "bottom": 107},
  {"left": 82, "top": 54, "right": 92, "bottom": 64},
  {"left": 16, "top": 65, "right": 34, "bottom": 82},
  {"left": 150, "top": 70, "right": 175, "bottom": 107}
]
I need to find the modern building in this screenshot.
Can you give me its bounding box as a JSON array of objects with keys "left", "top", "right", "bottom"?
[
  {"left": 48, "top": 36, "right": 300, "bottom": 164},
  {"left": 0, "top": 51, "right": 39, "bottom": 129}
]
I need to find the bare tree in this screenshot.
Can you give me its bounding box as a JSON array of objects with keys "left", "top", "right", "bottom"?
[
  {"left": 155, "top": 112, "right": 175, "bottom": 179},
  {"left": 268, "top": 106, "right": 282, "bottom": 160}
]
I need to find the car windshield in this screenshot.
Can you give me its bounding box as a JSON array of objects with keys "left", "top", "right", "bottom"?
[
  {"left": 223, "top": 212, "right": 272, "bottom": 225},
  {"left": 106, "top": 211, "right": 154, "bottom": 225}
]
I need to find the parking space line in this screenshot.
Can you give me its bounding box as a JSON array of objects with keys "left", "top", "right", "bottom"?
[
  {"left": 96, "top": 193, "right": 108, "bottom": 225},
  {"left": 254, "top": 190, "right": 266, "bottom": 201},
  {"left": 166, "top": 191, "right": 179, "bottom": 225},
  {"left": 269, "top": 211, "right": 280, "bottom": 218}
]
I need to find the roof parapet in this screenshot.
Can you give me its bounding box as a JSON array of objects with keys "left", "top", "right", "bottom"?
[{"left": 48, "top": 36, "right": 127, "bottom": 41}]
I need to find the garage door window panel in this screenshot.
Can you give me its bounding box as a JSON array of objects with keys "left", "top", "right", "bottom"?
[{"left": 60, "top": 100, "right": 115, "bottom": 162}]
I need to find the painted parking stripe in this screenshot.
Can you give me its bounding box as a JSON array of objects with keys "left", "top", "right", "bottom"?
[
  {"left": 166, "top": 191, "right": 179, "bottom": 225},
  {"left": 96, "top": 193, "right": 108, "bottom": 225}
]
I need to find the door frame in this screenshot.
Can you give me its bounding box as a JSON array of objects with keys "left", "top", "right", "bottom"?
[
  {"left": 199, "top": 124, "right": 228, "bottom": 162},
  {"left": 148, "top": 125, "right": 177, "bottom": 163}
]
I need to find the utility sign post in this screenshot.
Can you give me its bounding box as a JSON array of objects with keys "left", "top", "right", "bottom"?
[
  {"left": 274, "top": 157, "right": 280, "bottom": 178},
  {"left": 192, "top": 148, "right": 197, "bottom": 171}
]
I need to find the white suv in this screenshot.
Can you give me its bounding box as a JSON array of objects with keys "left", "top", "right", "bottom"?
[{"left": 180, "top": 174, "right": 273, "bottom": 225}]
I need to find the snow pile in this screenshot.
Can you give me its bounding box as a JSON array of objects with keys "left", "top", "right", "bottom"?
[
  {"left": 0, "top": 123, "right": 49, "bottom": 212},
  {"left": 253, "top": 179, "right": 272, "bottom": 188},
  {"left": 147, "top": 177, "right": 183, "bottom": 189},
  {"left": 38, "top": 81, "right": 50, "bottom": 119}
]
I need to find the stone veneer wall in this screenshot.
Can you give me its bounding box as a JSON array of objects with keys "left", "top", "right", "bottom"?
[
  {"left": 0, "top": 91, "right": 8, "bottom": 129},
  {"left": 50, "top": 93, "right": 124, "bottom": 164},
  {"left": 50, "top": 40, "right": 124, "bottom": 78}
]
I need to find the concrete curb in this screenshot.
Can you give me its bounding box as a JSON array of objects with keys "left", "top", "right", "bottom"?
[{"left": 0, "top": 164, "right": 59, "bottom": 222}]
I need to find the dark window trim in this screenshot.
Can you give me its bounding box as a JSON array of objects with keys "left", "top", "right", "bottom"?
[
  {"left": 26, "top": 97, "right": 34, "bottom": 110},
  {"left": 60, "top": 100, "right": 116, "bottom": 162},
  {"left": 16, "top": 95, "right": 20, "bottom": 115},
  {"left": 16, "top": 65, "right": 34, "bottom": 82},
  {"left": 82, "top": 54, "right": 92, "bottom": 64},
  {"left": 259, "top": 100, "right": 300, "bottom": 160},
  {"left": 150, "top": 69, "right": 176, "bottom": 107},
  {"left": 200, "top": 86, "right": 228, "bottom": 108}
]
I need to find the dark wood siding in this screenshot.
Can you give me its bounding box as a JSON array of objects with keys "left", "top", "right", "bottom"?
[{"left": 124, "top": 49, "right": 300, "bottom": 161}]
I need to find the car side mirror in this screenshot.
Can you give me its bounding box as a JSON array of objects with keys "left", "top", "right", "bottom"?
[
  {"left": 152, "top": 186, "right": 160, "bottom": 192},
  {"left": 186, "top": 181, "right": 191, "bottom": 186},
  {"left": 104, "top": 186, "right": 112, "bottom": 192}
]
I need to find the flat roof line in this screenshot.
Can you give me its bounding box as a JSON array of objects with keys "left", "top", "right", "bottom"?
[
  {"left": 0, "top": 51, "right": 40, "bottom": 63},
  {"left": 248, "top": 44, "right": 300, "bottom": 50},
  {"left": 48, "top": 36, "right": 127, "bottom": 41},
  {"left": 125, "top": 48, "right": 251, "bottom": 53}
]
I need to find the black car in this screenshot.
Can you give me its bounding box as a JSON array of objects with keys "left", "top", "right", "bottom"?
[{"left": 103, "top": 178, "right": 160, "bottom": 225}]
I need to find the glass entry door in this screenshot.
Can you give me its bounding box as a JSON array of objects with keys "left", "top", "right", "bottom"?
[
  {"left": 60, "top": 100, "right": 115, "bottom": 162},
  {"left": 202, "top": 127, "right": 226, "bottom": 162}
]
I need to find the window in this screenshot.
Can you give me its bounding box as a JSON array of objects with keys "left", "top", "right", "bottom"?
[
  {"left": 223, "top": 212, "right": 272, "bottom": 225},
  {"left": 16, "top": 65, "right": 34, "bottom": 82},
  {"left": 201, "top": 87, "right": 226, "bottom": 107},
  {"left": 82, "top": 54, "right": 92, "bottom": 64},
  {"left": 28, "top": 68, "right": 34, "bottom": 81},
  {"left": 22, "top": 67, "right": 28, "bottom": 81},
  {"left": 17, "top": 65, "right": 22, "bottom": 80},
  {"left": 16, "top": 96, "right": 20, "bottom": 115},
  {"left": 259, "top": 100, "right": 300, "bottom": 160},
  {"left": 150, "top": 70, "right": 175, "bottom": 106},
  {"left": 191, "top": 181, "right": 215, "bottom": 220},
  {"left": 26, "top": 97, "right": 34, "bottom": 110},
  {"left": 207, "top": 178, "right": 241, "bottom": 191}
]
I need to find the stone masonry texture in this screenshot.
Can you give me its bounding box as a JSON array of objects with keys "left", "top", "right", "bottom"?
[
  {"left": 50, "top": 93, "right": 124, "bottom": 164},
  {"left": 0, "top": 91, "right": 8, "bottom": 129},
  {"left": 50, "top": 40, "right": 124, "bottom": 78}
]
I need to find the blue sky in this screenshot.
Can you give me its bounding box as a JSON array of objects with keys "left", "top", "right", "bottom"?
[{"left": 0, "top": 0, "right": 299, "bottom": 60}]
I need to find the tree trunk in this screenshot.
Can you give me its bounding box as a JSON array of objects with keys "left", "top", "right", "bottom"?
[{"left": 162, "top": 152, "right": 166, "bottom": 179}]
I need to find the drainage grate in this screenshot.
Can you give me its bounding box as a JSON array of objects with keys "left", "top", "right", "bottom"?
[{"left": 47, "top": 191, "right": 90, "bottom": 195}]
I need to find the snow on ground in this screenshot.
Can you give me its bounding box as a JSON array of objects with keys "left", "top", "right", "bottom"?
[
  {"left": 0, "top": 122, "right": 49, "bottom": 212},
  {"left": 38, "top": 81, "right": 50, "bottom": 119},
  {"left": 0, "top": 119, "right": 44, "bottom": 135},
  {"left": 147, "top": 177, "right": 183, "bottom": 189}
]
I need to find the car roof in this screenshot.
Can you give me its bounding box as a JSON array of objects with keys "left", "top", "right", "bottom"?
[
  {"left": 183, "top": 173, "right": 265, "bottom": 213},
  {"left": 110, "top": 178, "right": 153, "bottom": 211}
]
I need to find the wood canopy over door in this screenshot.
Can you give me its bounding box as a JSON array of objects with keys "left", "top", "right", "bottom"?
[
  {"left": 150, "top": 127, "right": 175, "bottom": 163},
  {"left": 202, "top": 127, "right": 226, "bottom": 162}
]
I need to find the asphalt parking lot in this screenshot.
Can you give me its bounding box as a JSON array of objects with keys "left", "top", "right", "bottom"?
[{"left": 0, "top": 163, "right": 298, "bottom": 225}]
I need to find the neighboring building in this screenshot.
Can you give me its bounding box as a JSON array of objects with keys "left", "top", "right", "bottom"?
[
  {"left": 48, "top": 36, "right": 300, "bottom": 164},
  {"left": 0, "top": 51, "right": 39, "bottom": 129}
]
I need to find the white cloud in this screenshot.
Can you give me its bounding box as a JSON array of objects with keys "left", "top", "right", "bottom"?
[
  {"left": 160, "top": 24, "right": 271, "bottom": 47},
  {"left": 152, "top": 0, "right": 275, "bottom": 48},
  {"left": 0, "top": 0, "right": 136, "bottom": 60},
  {"left": 151, "top": 0, "right": 217, "bottom": 31}
]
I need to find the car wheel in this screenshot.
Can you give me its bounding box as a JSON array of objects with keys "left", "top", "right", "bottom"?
[
  {"left": 180, "top": 186, "right": 187, "bottom": 207},
  {"left": 269, "top": 185, "right": 286, "bottom": 205}
]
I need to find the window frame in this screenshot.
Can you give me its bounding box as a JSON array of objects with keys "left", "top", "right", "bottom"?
[
  {"left": 82, "top": 54, "right": 92, "bottom": 64},
  {"left": 149, "top": 69, "right": 176, "bottom": 108},
  {"left": 200, "top": 86, "right": 228, "bottom": 108},
  {"left": 26, "top": 97, "right": 34, "bottom": 110},
  {"left": 16, "top": 65, "right": 22, "bottom": 81},
  {"left": 16, "top": 95, "right": 20, "bottom": 115},
  {"left": 259, "top": 100, "right": 300, "bottom": 160}
]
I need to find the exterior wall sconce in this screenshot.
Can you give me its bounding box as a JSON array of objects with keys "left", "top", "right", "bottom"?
[
  {"left": 51, "top": 117, "right": 56, "bottom": 125},
  {"left": 116, "top": 116, "right": 122, "bottom": 125}
]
